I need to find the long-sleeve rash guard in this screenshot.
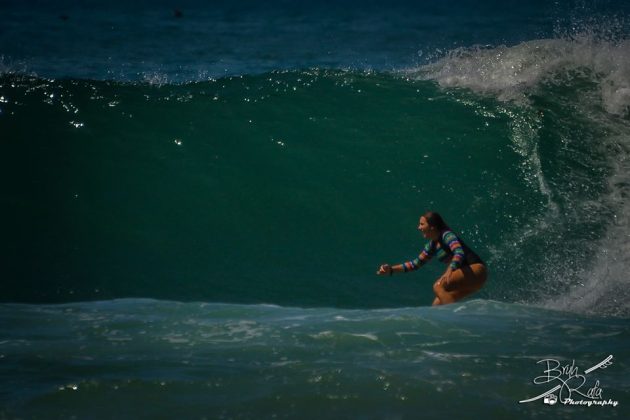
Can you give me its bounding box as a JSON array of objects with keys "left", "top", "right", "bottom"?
[{"left": 402, "top": 230, "right": 483, "bottom": 272}]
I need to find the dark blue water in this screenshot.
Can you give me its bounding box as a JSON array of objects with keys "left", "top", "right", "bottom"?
[{"left": 0, "top": 0, "right": 589, "bottom": 81}]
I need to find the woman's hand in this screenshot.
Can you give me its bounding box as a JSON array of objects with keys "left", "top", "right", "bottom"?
[
  {"left": 376, "top": 264, "right": 392, "bottom": 276},
  {"left": 439, "top": 268, "right": 453, "bottom": 288}
]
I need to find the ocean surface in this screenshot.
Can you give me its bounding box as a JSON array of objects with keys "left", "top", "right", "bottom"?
[{"left": 1, "top": 0, "right": 630, "bottom": 418}]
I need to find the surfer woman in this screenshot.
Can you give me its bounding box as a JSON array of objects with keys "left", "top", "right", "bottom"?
[{"left": 376, "top": 211, "right": 487, "bottom": 306}]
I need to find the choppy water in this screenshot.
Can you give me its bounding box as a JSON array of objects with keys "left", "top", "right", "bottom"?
[{"left": 1, "top": 299, "right": 628, "bottom": 419}]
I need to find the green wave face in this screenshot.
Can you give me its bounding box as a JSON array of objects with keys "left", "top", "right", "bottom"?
[{"left": 0, "top": 69, "right": 625, "bottom": 314}]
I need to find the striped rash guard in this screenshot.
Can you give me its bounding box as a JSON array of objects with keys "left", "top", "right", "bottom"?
[{"left": 402, "top": 230, "right": 484, "bottom": 272}]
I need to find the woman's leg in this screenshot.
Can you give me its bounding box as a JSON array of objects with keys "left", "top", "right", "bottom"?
[
  {"left": 433, "top": 280, "right": 452, "bottom": 304},
  {"left": 433, "top": 264, "right": 487, "bottom": 305},
  {"left": 433, "top": 282, "right": 457, "bottom": 305}
]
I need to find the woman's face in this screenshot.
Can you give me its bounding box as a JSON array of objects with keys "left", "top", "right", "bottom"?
[{"left": 418, "top": 216, "right": 438, "bottom": 240}]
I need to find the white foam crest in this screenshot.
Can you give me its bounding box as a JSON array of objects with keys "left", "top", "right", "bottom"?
[
  {"left": 413, "top": 34, "right": 630, "bottom": 317},
  {"left": 141, "top": 71, "right": 170, "bottom": 86},
  {"left": 412, "top": 35, "right": 630, "bottom": 116},
  {"left": 0, "top": 55, "right": 32, "bottom": 77}
]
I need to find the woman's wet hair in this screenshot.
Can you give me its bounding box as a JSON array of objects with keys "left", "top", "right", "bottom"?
[{"left": 422, "top": 211, "right": 449, "bottom": 231}]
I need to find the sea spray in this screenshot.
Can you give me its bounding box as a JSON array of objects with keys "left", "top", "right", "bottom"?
[{"left": 412, "top": 33, "right": 630, "bottom": 316}]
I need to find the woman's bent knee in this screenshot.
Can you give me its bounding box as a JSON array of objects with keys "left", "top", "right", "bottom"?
[{"left": 433, "top": 280, "right": 442, "bottom": 294}]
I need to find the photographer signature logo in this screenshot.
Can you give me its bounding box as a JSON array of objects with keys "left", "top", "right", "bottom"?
[{"left": 519, "top": 355, "right": 619, "bottom": 407}]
